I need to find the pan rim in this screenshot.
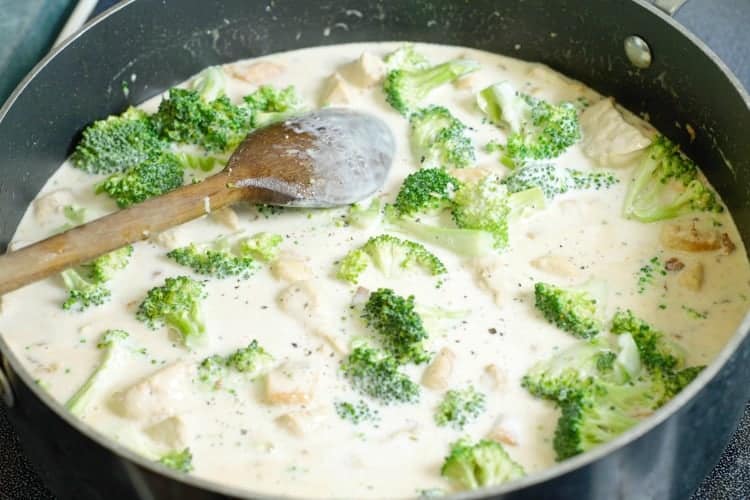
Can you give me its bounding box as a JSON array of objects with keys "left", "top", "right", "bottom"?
[{"left": 0, "top": 0, "right": 748, "bottom": 498}]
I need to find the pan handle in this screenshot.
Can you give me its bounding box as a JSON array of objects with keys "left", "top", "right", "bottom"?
[{"left": 651, "top": 0, "right": 688, "bottom": 16}]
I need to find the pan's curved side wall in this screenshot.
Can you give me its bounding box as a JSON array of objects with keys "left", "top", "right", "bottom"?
[{"left": 0, "top": 1, "right": 748, "bottom": 499}]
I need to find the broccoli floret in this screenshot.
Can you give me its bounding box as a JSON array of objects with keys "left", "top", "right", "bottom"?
[
  {"left": 384, "top": 59, "right": 479, "bottom": 116},
  {"left": 623, "top": 135, "right": 722, "bottom": 222},
  {"left": 61, "top": 269, "right": 111, "bottom": 311},
  {"left": 452, "top": 175, "right": 544, "bottom": 250},
  {"left": 362, "top": 288, "right": 430, "bottom": 365},
  {"left": 334, "top": 399, "right": 380, "bottom": 424},
  {"left": 340, "top": 346, "right": 420, "bottom": 404},
  {"left": 346, "top": 198, "right": 383, "bottom": 230},
  {"left": 478, "top": 83, "right": 580, "bottom": 164},
  {"left": 435, "top": 386, "right": 486, "bottom": 430},
  {"left": 197, "top": 354, "right": 227, "bottom": 389},
  {"left": 384, "top": 44, "right": 430, "bottom": 71},
  {"left": 225, "top": 339, "right": 274, "bottom": 376},
  {"left": 392, "top": 169, "right": 461, "bottom": 218},
  {"left": 610, "top": 309, "right": 685, "bottom": 373},
  {"left": 71, "top": 107, "right": 165, "bottom": 174},
  {"left": 441, "top": 438, "right": 525, "bottom": 490},
  {"left": 387, "top": 217, "right": 496, "bottom": 257},
  {"left": 167, "top": 238, "right": 257, "bottom": 279},
  {"left": 152, "top": 88, "right": 252, "bottom": 152},
  {"left": 172, "top": 152, "right": 224, "bottom": 172},
  {"left": 84, "top": 245, "right": 134, "bottom": 283},
  {"left": 96, "top": 152, "right": 184, "bottom": 208},
  {"left": 66, "top": 329, "right": 130, "bottom": 416},
  {"left": 238, "top": 232, "right": 283, "bottom": 262},
  {"left": 501, "top": 163, "right": 618, "bottom": 199},
  {"left": 243, "top": 85, "right": 303, "bottom": 128},
  {"left": 136, "top": 276, "right": 206, "bottom": 347},
  {"left": 336, "top": 234, "right": 446, "bottom": 284},
  {"left": 410, "top": 106, "right": 475, "bottom": 169},
  {"left": 534, "top": 282, "right": 604, "bottom": 339},
  {"left": 190, "top": 66, "right": 228, "bottom": 101},
  {"left": 158, "top": 448, "right": 194, "bottom": 473}
]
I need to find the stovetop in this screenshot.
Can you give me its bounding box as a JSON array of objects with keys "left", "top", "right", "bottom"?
[{"left": 0, "top": 1, "right": 748, "bottom": 498}]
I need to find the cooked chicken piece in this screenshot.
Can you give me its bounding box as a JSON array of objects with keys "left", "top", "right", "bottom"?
[
  {"left": 277, "top": 281, "right": 347, "bottom": 354},
  {"left": 480, "top": 364, "right": 506, "bottom": 391},
  {"left": 530, "top": 254, "right": 578, "bottom": 278},
  {"left": 660, "top": 220, "right": 722, "bottom": 252},
  {"left": 275, "top": 408, "right": 327, "bottom": 437},
  {"left": 210, "top": 206, "right": 241, "bottom": 231},
  {"left": 225, "top": 60, "right": 285, "bottom": 84},
  {"left": 449, "top": 167, "right": 489, "bottom": 184},
  {"left": 421, "top": 348, "right": 455, "bottom": 390},
  {"left": 271, "top": 253, "right": 313, "bottom": 282},
  {"left": 526, "top": 64, "right": 598, "bottom": 102},
  {"left": 341, "top": 52, "right": 386, "bottom": 87},
  {"left": 678, "top": 261, "right": 704, "bottom": 292},
  {"left": 145, "top": 416, "right": 190, "bottom": 450},
  {"left": 580, "top": 97, "right": 651, "bottom": 167},
  {"left": 453, "top": 72, "right": 480, "bottom": 90},
  {"left": 469, "top": 257, "right": 504, "bottom": 305},
  {"left": 111, "top": 362, "right": 192, "bottom": 423},
  {"left": 486, "top": 416, "right": 521, "bottom": 446},
  {"left": 265, "top": 361, "right": 318, "bottom": 405},
  {"left": 33, "top": 188, "right": 74, "bottom": 222},
  {"left": 150, "top": 227, "right": 188, "bottom": 251},
  {"left": 320, "top": 72, "right": 352, "bottom": 106}
]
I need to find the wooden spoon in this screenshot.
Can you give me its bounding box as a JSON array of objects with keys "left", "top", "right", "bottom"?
[{"left": 0, "top": 108, "right": 395, "bottom": 294}]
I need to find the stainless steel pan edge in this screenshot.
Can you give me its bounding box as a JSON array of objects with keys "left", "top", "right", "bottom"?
[{"left": 0, "top": 0, "right": 748, "bottom": 498}]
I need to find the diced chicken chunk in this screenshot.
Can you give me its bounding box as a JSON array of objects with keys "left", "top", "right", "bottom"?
[
  {"left": 469, "top": 257, "right": 504, "bottom": 305},
  {"left": 341, "top": 52, "right": 386, "bottom": 87},
  {"left": 480, "top": 364, "right": 506, "bottom": 391},
  {"left": 580, "top": 98, "right": 652, "bottom": 167},
  {"left": 486, "top": 416, "right": 521, "bottom": 446},
  {"left": 210, "top": 206, "right": 241, "bottom": 231},
  {"left": 275, "top": 408, "right": 327, "bottom": 437},
  {"left": 225, "top": 60, "right": 285, "bottom": 84},
  {"left": 150, "top": 227, "right": 188, "bottom": 251},
  {"left": 112, "top": 362, "right": 192, "bottom": 423},
  {"left": 277, "top": 281, "right": 347, "bottom": 354},
  {"left": 265, "top": 361, "right": 318, "bottom": 405},
  {"left": 678, "top": 261, "right": 704, "bottom": 292},
  {"left": 661, "top": 220, "right": 722, "bottom": 252},
  {"left": 421, "top": 348, "right": 455, "bottom": 390},
  {"left": 34, "top": 189, "right": 74, "bottom": 222},
  {"left": 453, "top": 73, "right": 480, "bottom": 90},
  {"left": 526, "top": 64, "right": 598, "bottom": 102},
  {"left": 271, "top": 253, "right": 313, "bottom": 282},
  {"left": 145, "top": 416, "right": 190, "bottom": 450},
  {"left": 320, "top": 73, "right": 352, "bottom": 106},
  {"left": 530, "top": 254, "right": 578, "bottom": 278}
]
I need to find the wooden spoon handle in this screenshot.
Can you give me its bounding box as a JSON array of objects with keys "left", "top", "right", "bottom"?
[{"left": 0, "top": 171, "right": 246, "bottom": 295}]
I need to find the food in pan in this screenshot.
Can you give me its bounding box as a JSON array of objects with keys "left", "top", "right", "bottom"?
[{"left": 1, "top": 42, "right": 747, "bottom": 498}]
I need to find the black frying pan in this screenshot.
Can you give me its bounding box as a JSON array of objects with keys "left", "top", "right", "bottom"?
[{"left": 0, "top": 1, "right": 748, "bottom": 499}]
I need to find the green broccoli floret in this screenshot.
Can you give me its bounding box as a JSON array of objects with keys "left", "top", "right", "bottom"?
[
  {"left": 384, "top": 59, "right": 479, "bottom": 115},
  {"left": 225, "top": 339, "right": 274, "bottom": 376},
  {"left": 346, "top": 198, "right": 383, "bottom": 230},
  {"left": 197, "top": 354, "right": 227, "bottom": 390},
  {"left": 336, "top": 234, "right": 446, "bottom": 284},
  {"left": 610, "top": 309, "right": 685, "bottom": 373},
  {"left": 167, "top": 238, "right": 257, "bottom": 279},
  {"left": 340, "top": 346, "right": 420, "bottom": 404},
  {"left": 95, "top": 152, "right": 184, "bottom": 208},
  {"left": 452, "top": 175, "right": 544, "bottom": 250},
  {"left": 362, "top": 288, "right": 430, "bottom": 365},
  {"left": 190, "top": 66, "right": 228, "bottom": 101},
  {"left": 158, "top": 448, "right": 194, "bottom": 473},
  {"left": 152, "top": 88, "right": 252, "bottom": 152},
  {"left": 84, "top": 245, "right": 134, "bottom": 283},
  {"left": 410, "top": 106, "right": 475, "bottom": 169},
  {"left": 441, "top": 438, "right": 525, "bottom": 490},
  {"left": 534, "top": 282, "right": 604, "bottom": 339},
  {"left": 384, "top": 44, "right": 430, "bottom": 71},
  {"left": 172, "top": 152, "right": 224, "bottom": 172},
  {"left": 238, "top": 232, "right": 283, "bottom": 262},
  {"left": 501, "top": 163, "right": 618, "bottom": 199},
  {"left": 243, "top": 85, "right": 303, "bottom": 128},
  {"left": 478, "top": 82, "right": 581, "bottom": 164},
  {"left": 65, "top": 329, "right": 130, "bottom": 416},
  {"left": 387, "top": 216, "right": 497, "bottom": 257},
  {"left": 61, "top": 269, "right": 111, "bottom": 311},
  {"left": 334, "top": 399, "right": 380, "bottom": 424},
  {"left": 392, "top": 169, "right": 461, "bottom": 218},
  {"left": 136, "top": 276, "right": 206, "bottom": 347},
  {"left": 622, "top": 135, "right": 723, "bottom": 222},
  {"left": 71, "top": 107, "right": 165, "bottom": 174},
  {"left": 435, "top": 386, "right": 486, "bottom": 430}
]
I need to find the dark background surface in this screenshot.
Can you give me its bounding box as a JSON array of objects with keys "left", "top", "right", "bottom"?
[{"left": 0, "top": 0, "right": 748, "bottom": 499}]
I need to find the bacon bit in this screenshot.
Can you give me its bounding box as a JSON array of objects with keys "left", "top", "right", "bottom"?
[
  {"left": 664, "top": 257, "right": 685, "bottom": 271},
  {"left": 721, "top": 233, "right": 736, "bottom": 255}
]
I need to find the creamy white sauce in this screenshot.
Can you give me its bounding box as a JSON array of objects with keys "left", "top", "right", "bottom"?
[{"left": 1, "top": 42, "right": 749, "bottom": 499}]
